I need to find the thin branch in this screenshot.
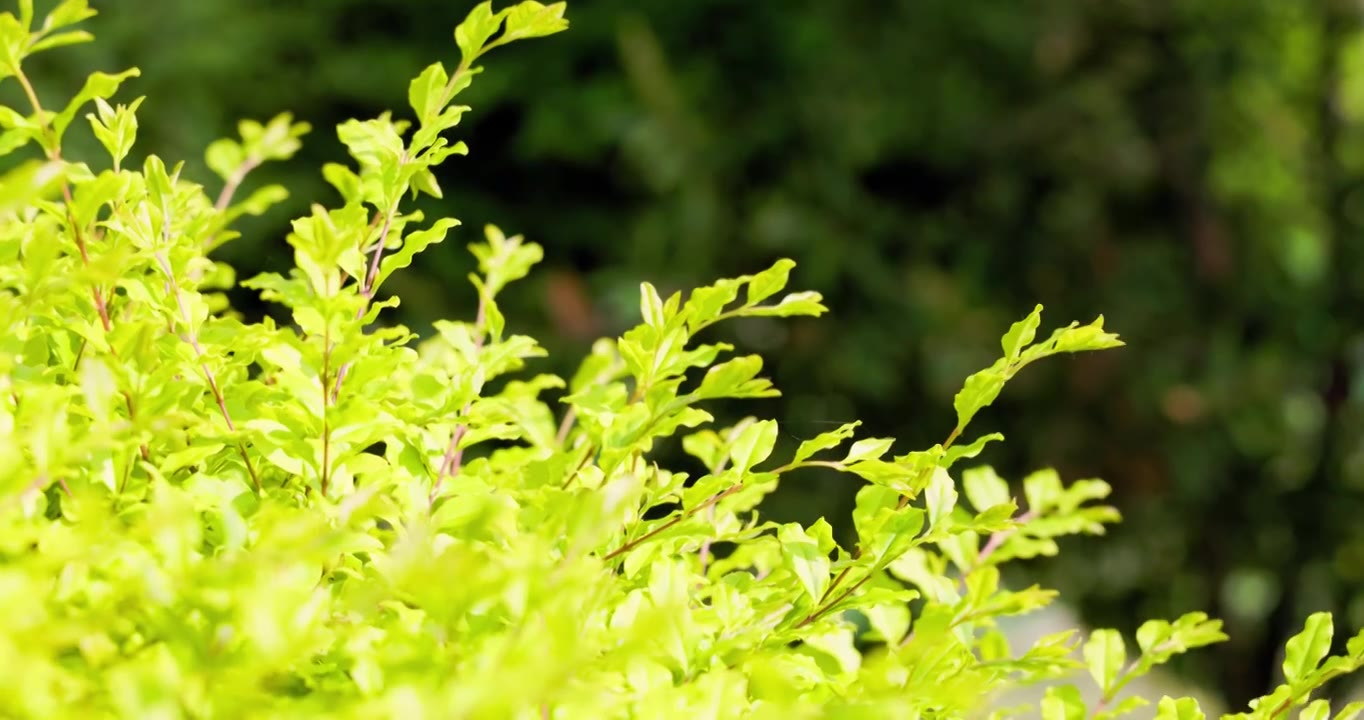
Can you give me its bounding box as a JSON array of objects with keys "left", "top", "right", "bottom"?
[
  {"left": 803, "top": 423, "right": 967, "bottom": 628},
  {"left": 603, "top": 484, "right": 741, "bottom": 561},
  {"left": 214, "top": 157, "right": 260, "bottom": 212},
  {"left": 554, "top": 408, "right": 576, "bottom": 446},
  {"left": 975, "top": 510, "right": 1036, "bottom": 568},
  {"left": 321, "top": 323, "right": 333, "bottom": 496},
  {"left": 14, "top": 65, "right": 156, "bottom": 472},
  {"left": 430, "top": 297, "right": 488, "bottom": 504},
  {"left": 155, "top": 250, "right": 261, "bottom": 491}
]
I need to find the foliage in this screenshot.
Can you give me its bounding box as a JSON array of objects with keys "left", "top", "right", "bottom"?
[
  {"left": 19, "top": 1, "right": 1364, "bottom": 702},
  {"left": 1, "top": 1, "right": 1362, "bottom": 717}
]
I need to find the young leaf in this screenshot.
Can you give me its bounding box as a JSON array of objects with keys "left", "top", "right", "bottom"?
[
  {"left": 779, "top": 522, "right": 830, "bottom": 603},
  {"left": 1084, "top": 629, "right": 1126, "bottom": 695},
  {"left": 374, "top": 218, "right": 460, "bottom": 290},
  {"left": 42, "top": 0, "right": 96, "bottom": 32},
  {"left": 792, "top": 421, "right": 860, "bottom": 464},
  {"left": 1001, "top": 304, "right": 1043, "bottom": 362},
  {"left": 1051, "top": 317, "right": 1125, "bottom": 354},
  {"left": 1133, "top": 612, "right": 1228, "bottom": 676},
  {"left": 867, "top": 506, "right": 926, "bottom": 573},
  {"left": 51, "top": 68, "right": 140, "bottom": 148},
  {"left": 962, "top": 465, "right": 1011, "bottom": 514},
  {"left": 695, "top": 355, "right": 770, "bottom": 400},
  {"left": 1096, "top": 697, "right": 1150, "bottom": 720},
  {"left": 1154, "top": 697, "right": 1205, "bottom": 720},
  {"left": 1040, "top": 685, "right": 1086, "bottom": 720},
  {"left": 639, "top": 281, "right": 667, "bottom": 328},
  {"left": 683, "top": 279, "right": 743, "bottom": 329},
  {"left": 953, "top": 363, "right": 1007, "bottom": 433},
  {"left": 1024, "top": 468, "right": 1063, "bottom": 514},
  {"left": 735, "top": 290, "right": 828, "bottom": 318},
  {"left": 1333, "top": 701, "right": 1364, "bottom": 720},
  {"left": 1283, "top": 612, "right": 1334, "bottom": 685},
  {"left": 500, "top": 1, "right": 570, "bottom": 44},
  {"left": 924, "top": 467, "right": 957, "bottom": 531},
  {"left": 728, "top": 419, "right": 778, "bottom": 473},
  {"left": 454, "top": 1, "right": 505, "bottom": 59},
  {"left": 844, "top": 437, "right": 894, "bottom": 465},
  {"left": 746, "top": 258, "right": 795, "bottom": 305},
  {"left": 1300, "top": 700, "right": 1332, "bottom": 720},
  {"left": 942, "top": 432, "right": 1004, "bottom": 467},
  {"left": 409, "top": 62, "right": 449, "bottom": 122},
  {"left": 28, "top": 29, "right": 92, "bottom": 55}
]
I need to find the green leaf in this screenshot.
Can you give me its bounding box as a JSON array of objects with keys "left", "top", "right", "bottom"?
[
  {"left": 852, "top": 484, "right": 899, "bottom": 539},
  {"left": 1132, "top": 612, "right": 1228, "bottom": 679},
  {"left": 779, "top": 522, "right": 830, "bottom": 603},
  {"left": 470, "top": 224, "right": 544, "bottom": 296},
  {"left": 499, "top": 1, "right": 570, "bottom": 44},
  {"left": 867, "top": 506, "right": 925, "bottom": 573},
  {"left": 1051, "top": 317, "right": 1125, "bottom": 354},
  {"left": 0, "top": 13, "right": 26, "bottom": 73},
  {"left": 0, "top": 14, "right": 26, "bottom": 73},
  {"left": 454, "top": 1, "right": 507, "bottom": 60},
  {"left": 684, "top": 278, "right": 743, "bottom": 329},
  {"left": 942, "top": 432, "right": 1004, "bottom": 467},
  {"left": 1333, "top": 701, "right": 1364, "bottom": 720},
  {"left": 1040, "top": 685, "right": 1086, "bottom": 720},
  {"left": 41, "top": 0, "right": 95, "bottom": 32},
  {"left": 337, "top": 116, "right": 405, "bottom": 171},
  {"left": 953, "top": 363, "right": 1007, "bottom": 433},
  {"left": 639, "top": 281, "right": 667, "bottom": 328},
  {"left": 245, "top": 112, "right": 310, "bottom": 162},
  {"left": 846, "top": 459, "right": 918, "bottom": 495},
  {"left": 1283, "top": 612, "right": 1334, "bottom": 685},
  {"left": 962, "top": 465, "right": 1011, "bottom": 514},
  {"left": 1096, "top": 697, "right": 1150, "bottom": 720},
  {"left": 52, "top": 68, "right": 140, "bottom": 148},
  {"left": 0, "top": 159, "right": 64, "bottom": 212},
  {"left": 791, "top": 421, "right": 860, "bottom": 464},
  {"left": 924, "top": 467, "right": 957, "bottom": 531},
  {"left": 735, "top": 290, "right": 828, "bottom": 318},
  {"left": 28, "top": 29, "right": 92, "bottom": 54},
  {"left": 844, "top": 437, "right": 894, "bottom": 465},
  {"left": 728, "top": 419, "right": 778, "bottom": 473},
  {"left": 1154, "top": 697, "right": 1205, "bottom": 720},
  {"left": 746, "top": 258, "right": 795, "bottom": 305},
  {"left": 1024, "top": 468, "right": 1063, "bottom": 514},
  {"left": 695, "top": 355, "right": 772, "bottom": 400},
  {"left": 375, "top": 218, "right": 460, "bottom": 290},
  {"left": 1300, "top": 700, "right": 1332, "bottom": 720},
  {"left": 1084, "top": 629, "right": 1126, "bottom": 694},
  {"left": 229, "top": 184, "right": 290, "bottom": 219},
  {"left": 0, "top": 106, "right": 38, "bottom": 156},
  {"left": 1001, "top": 305, "right": 1043, "bottom": 362},
  {"left": 85, "top": 95, "right": 143, "bottom": 167},
  {"left": 409, "top": 61, "right": 449, "bottom": 122},
  {"left": 205, "top": 138, "right": 245, "bottom": 182},
  {"left": 16, "top": 0, "right": 33, "bottom": 30},
  {"left": 966, "top": 501, "right": 1017, "bottom": 535}
]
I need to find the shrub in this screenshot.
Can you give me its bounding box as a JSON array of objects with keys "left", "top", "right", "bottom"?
[{"left": 1, "top": 1, "right": 1362, "bottom": 717}]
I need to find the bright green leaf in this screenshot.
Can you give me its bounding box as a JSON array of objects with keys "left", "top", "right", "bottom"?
[
  {"left": 1001, "top": 305, "right": 1043, "bottom": 362},
  {"left": 1154, "top": 697, "right": 1205, "bottom": 720},
  {"left": 1283, "top": 612, "right": 1334, "bottom": 685},
  {"left": 1084, "top": 629, "right": 1126, "bottom": 694}
]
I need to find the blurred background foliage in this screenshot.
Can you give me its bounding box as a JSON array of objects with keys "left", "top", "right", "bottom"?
[{"left": 15, "top": 0, "right": 1364, "bottom": 707}]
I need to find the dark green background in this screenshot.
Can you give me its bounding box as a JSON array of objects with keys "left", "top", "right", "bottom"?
[{"left": 16, "top": 0, "right": 1364, "bottom": 705}]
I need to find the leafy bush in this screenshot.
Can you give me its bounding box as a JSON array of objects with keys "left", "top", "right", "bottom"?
[{"left": 1, "top": 1, "right": 1362, "bottom": 717}]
